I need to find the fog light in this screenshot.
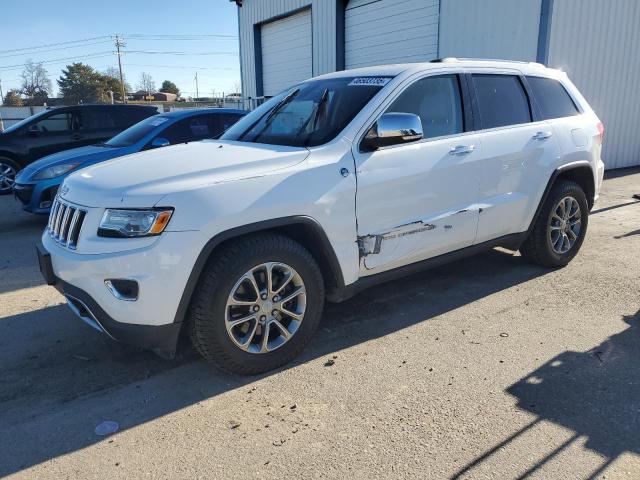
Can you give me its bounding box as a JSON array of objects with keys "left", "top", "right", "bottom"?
[{"left": 105, "top": 279, "right": 139, "bottom": 301}]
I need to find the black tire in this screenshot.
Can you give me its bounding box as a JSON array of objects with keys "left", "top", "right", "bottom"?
[
  {"left": 0, "top": 156, "right": 20, "bottom": 195},
  {"left": 520, "top": 180, "right": 589, "bottom": 267},
  {"left": 188, "top": 233, "right": 325, "bottom": 375}
]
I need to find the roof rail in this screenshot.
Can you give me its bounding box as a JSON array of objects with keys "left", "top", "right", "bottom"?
[{"left": 453, "top": 57, "right": 545, "bottom": 67}]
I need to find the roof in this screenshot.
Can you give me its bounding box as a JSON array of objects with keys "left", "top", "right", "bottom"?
[{"left": 312, "top": 58, "right": 554, "bottom": 81}]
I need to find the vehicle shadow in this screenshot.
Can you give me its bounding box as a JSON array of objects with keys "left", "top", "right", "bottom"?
[
  {"left": 0, "top": 248, "right": 549, "bottom": 476},
  {"left": 452, "top": 308, "right": 640, "bottom": 479}
]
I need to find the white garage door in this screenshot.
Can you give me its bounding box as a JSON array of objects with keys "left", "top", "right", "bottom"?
[
  {"left": 261, "top": 9, "right": 312, "bottom": 97},
  {"left": 345, "top": 0, "right": 440, "bottom": 69}
]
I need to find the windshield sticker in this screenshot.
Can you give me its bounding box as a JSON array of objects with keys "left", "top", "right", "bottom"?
[
  {"left": 348, "top": 77, "right": 392, "bottom": 87},
  {"left": 150, "top": 118, "right": 169, "bottom": 127}
]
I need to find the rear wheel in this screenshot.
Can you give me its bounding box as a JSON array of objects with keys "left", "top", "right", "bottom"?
[
  {"left": 520, "top": 180, "right": 589, "bottom": 267},
  {"left": 0, "top": 157, "right": 19, "bottom": 195},
  {"left": 189, "top": 233, "right": 325, "bottom": 375}
]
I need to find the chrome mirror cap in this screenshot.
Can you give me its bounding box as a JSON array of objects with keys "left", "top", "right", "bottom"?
[{"left": 362, "top": 112, "right": 423, "bottom": 151}]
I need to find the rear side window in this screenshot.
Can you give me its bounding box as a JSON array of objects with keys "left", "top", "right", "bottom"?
[
  {"left": 386, "top": 74, "right": 464, "bottom": 139},
  {"left": 527, "top": 76, "right": 579, "bottom": 120},
  {"left": 81, "top": 109, "right": 117, "bottom": 130},
  {"left": 472, "top": 74, "right": 531, "bottom": 129}
]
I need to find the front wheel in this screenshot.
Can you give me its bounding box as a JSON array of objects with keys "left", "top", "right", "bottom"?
[
  {"left": 188, "top": 233, "right": 325, "bottom": 375},
  {"left": 0, "top": 157, "right": 20, "bottom": 195},
  {"left": 520, "top": 180, "right": 589, "bottom": 267}
]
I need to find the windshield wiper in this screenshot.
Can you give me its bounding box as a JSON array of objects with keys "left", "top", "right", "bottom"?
[{"left": 264, "top": 88, "right": 300, "bottom": 123}]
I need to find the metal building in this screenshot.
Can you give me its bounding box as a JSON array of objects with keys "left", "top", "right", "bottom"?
[{"left": 232, "top": 0, "right": 640, "bottom": 169}]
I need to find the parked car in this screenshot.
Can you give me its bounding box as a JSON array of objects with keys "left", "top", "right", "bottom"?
[
  {"left": 38, "top": 59, "right": 605, "bottom": 375},
  {"left": 0, "top": 104, "right": 158, "bottom": 195},
  {"left": 13, "top": 108, "right": 247, "bottom": 213}
]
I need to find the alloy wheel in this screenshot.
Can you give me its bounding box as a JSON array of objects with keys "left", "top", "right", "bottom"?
[
  {"left": 225, "top": 262, "right": 307, "bottom": 354},
  {"left": 549, "top": 196, "right": 582, "bottom": 254},
  {"left": 0, "top": 162, "right": 17, "bottom": 192}
]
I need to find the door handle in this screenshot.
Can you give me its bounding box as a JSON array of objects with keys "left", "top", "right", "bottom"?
[
  {"left": 532, "top": 131, "right": 552, "bottom": 140},
  {"left": 71, "top": 133, "right": 84, "bottom": 140},
  {"left": 449, "top": 144, "right": 475, "bottom": 155}
]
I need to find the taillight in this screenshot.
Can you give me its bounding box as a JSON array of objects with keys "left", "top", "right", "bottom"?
[{"left": 597, "top": 122, "right": 605, "bottom": 145}]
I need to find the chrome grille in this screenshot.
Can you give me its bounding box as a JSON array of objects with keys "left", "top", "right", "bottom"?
[{"left": 47, "top": 197, "right": 86, "bottom": 250}]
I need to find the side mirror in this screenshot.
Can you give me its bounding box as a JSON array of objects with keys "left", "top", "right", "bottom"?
[
  {"left": 27, "top": 124, "right": 40, "bottom": 136},
  {"left": 361, "top": 112, "right": 423, "bottom": 152},
  {"left": 150, "top": 137, "right": 170, "bottom": 149}
]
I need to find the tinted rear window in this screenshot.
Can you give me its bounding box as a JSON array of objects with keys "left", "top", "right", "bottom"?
[
  {"left": 527, "top": 76, "right": 579, "bottom": 120},
  {"left": 472, "top": 74, "right": 531, "bottom": 129}
]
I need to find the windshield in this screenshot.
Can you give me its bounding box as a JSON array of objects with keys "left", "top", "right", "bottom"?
[
  {"left": 1, "top": 109, "right": 51, "bottom": 134},
  {"left": 221, "top": 76, "right": 392, "bottom": 147},
  {"left": 105, "top": 115, "right": 168, "bottom": 147}
]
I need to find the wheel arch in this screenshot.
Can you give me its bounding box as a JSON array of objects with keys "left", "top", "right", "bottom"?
[
  {"left": 172, "top": 216, "right": 345, "bottom": 325},
  {"left": 528, "top": 161, "right": 595, "bottom": 235}
]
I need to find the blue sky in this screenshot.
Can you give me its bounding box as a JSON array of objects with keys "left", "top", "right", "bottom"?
[{"left": 0, "top": 0, "right": 240, "bottom": 98}]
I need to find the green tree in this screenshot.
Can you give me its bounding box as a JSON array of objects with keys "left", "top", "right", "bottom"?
[
  {"left": 160, "top": 80, "right": 180, "bottom": 96},
  {"left": 3, "top": 90, "right": 23, "bottom": 106},
  {"left": 58, "top": 63, "right": 103, "bottom": 103}
]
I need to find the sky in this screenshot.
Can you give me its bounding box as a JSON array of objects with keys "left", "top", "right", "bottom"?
[{"left": 0, "top": 0, "right": 240, "bottom": 99}]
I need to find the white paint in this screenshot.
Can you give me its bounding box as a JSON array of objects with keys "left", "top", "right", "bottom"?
[
  {"left": 44, "top": 61, "right": 603, "bottom": 333},
  {"left": 261, "top": 9, "right": 313, "bottom": 97}
]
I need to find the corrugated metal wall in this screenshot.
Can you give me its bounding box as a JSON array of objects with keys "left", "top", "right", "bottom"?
[
  {"left": 548, "top": 0, "right": 640, "bottom": 170},
  {"left": 237, "top": 0, "right": 337, "bottom": 99},
  {"left": 345, "top": 0, "right": 439, "bottom": 69},
  {"left": 438, "top": 0, "right": 541, "bottom": 61}
]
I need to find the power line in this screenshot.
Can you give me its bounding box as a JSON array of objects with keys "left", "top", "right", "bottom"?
[
  {"left": 123, "top": 33, "right": 237, "bottom": 39},
  {"left": 0, "top": 52, "right": 113, "bottom": 71},
  {"left": 125, "top": 63, "right": 238, "bottom": 71},
  {"left": 125, "top": 50, "right": 238, "bottom": 56},
  {"left": 0, "top": 40, "right": 113, "bottom": 60},
  {"left": 0, "top": 36, "right": 112, "bottom": 55}
]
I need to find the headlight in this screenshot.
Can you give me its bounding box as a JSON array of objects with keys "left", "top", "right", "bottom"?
[
  {"left": 32, "top": 163, "right": 80, "bottom": 180},
  {"left": 98, "top": 208, "right": 173, "bottom": 238}
]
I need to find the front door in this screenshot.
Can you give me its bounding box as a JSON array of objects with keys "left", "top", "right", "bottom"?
[{"left": 354, "top": 73, "right": 481, "bottom": 275}]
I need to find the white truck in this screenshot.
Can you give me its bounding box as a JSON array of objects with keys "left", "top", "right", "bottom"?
[{"left": 38, "top": 59, "right": 605, "bottom": 374}]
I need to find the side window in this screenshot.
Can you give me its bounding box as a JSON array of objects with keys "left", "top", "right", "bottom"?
[
  {"left": 386, "top": 75, "right": 464, "bottom": 139},
  {"left": 210, "top": 114, "right": 246, "bottom": 137},
  {"left": 472, "top": 74, "right": 532, "bottom": 129},
  {"left": 526, "top": 76, "right": 579, "bottom": 120},
  {"left": 81, "top": 109, "right": 117, "bottom": 130},
  {"left": 33, "top": 112, "right": 72, "bottom": 132}
]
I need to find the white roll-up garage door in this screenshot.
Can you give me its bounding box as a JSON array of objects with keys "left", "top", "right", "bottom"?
[
  {"left": 261, "top": 8, "right": 313, "bottom": 97},
  {"left": 345, "top": 0, "right": 440, "bottom": 69}
]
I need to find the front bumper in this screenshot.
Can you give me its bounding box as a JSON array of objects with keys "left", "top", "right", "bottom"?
[
  {"left": 39, "top": 228, "right": 206, "bottom": 357},
  {"left": 14, "top": 180, "right": 59, "bottom": 214}
]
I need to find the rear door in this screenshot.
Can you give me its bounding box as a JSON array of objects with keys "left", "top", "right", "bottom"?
[
  {"left": 354, "top": 72, "right": 481, "bottom": 274},
  {"left": 469, "top": 71, "right": 561, "bottom": 242},
  {"left": 77, "top": 107, "right": 119, "bottom": 146}
]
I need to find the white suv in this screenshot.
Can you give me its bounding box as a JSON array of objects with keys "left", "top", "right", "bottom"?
[{"left": 38, "top": 59, "right": 605, "bottom": 374}]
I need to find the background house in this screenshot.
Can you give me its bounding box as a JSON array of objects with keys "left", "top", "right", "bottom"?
[{"left": 232, "top": 0, "right": 640, "bottom": 170}]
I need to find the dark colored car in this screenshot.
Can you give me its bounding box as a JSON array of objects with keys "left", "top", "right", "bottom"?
[
  {"left": 0, "top": 104, "right": 158, "bottom": 194},
  {"left": 13, "top": 108, "right": 247, "bottom": 213}
]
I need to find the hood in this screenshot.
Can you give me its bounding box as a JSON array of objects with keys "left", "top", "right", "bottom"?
[
  {"left": 19, "top": 145, "right": 122, "bottom": 180},
  {"left": 60, "top": 140, "right": 309, "bottom": 208}
]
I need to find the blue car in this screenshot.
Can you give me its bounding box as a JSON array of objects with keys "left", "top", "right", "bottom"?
[{"left": 13, "top": 108, "right": 247, "bottom": 213}]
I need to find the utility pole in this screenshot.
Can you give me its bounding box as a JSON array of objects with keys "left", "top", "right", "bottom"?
[
  {"left": 0, "top": 78, "right": 4, "bottom": 104},
  {"left": 115, "top": 35, "right": 127, "bottom": 103},
  {"left": 195, "top": 72, "right": 199, "bottom": 102}
]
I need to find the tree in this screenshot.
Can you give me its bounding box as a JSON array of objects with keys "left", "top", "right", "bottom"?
[
  {"left": 20, "top": 59, "right": 52, "bottom": 99},
  {"left": 3, "top": 90, "right": 23, "bottom": 106},
  {"left": 103, "top": 67, "right": 132, "bottom": 94},
  {"left": 137, "top": 72, "right": 156, "bottom": 93},
  {"left": 58, "top": 63, "right": 103, "bottom": 103},
  {"left": 159, "top": 80, "right": 179, "bottom": 96}
]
